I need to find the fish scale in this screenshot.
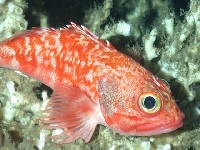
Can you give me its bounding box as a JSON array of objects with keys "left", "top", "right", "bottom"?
[{"left": 0, "top": 22, "right": 184, "bottom": 144}]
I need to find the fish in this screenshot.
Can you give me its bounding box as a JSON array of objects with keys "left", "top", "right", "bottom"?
[{"left": 0, "top": 22, "right": 184, "bottom": 144}]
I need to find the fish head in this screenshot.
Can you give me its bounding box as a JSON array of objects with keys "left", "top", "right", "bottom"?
[
  {"left": 130, "top": 77, "right": 185, "bottom": 136},
  {"left": 99, "top": 73, "right": 184, "bottom": 136}
]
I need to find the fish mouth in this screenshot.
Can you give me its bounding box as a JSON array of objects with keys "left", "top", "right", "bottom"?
[{"left": 134, "top": 112, "right": 185, "bottom": 136}]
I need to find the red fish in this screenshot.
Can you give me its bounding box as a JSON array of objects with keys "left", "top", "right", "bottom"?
[{"left": 0, "top": 22, "right": 184, "bottom": 143}]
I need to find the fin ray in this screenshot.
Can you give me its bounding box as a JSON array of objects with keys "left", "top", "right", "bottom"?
[{"left": 41, "top": 84, "right": 99, "bottom": 143}]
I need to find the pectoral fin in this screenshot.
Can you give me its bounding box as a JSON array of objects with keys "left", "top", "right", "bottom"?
[{"left": 41, "top": 84, "right": 98, "bottom": 143}]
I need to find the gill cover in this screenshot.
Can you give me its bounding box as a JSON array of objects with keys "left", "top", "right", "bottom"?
[{"left": 99, "top": 74, "right": 137, "bottom": 133}]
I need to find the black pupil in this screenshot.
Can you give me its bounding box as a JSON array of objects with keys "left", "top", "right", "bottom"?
[{"left": 143, "top": 96, "right": 156, "bottom": 109}]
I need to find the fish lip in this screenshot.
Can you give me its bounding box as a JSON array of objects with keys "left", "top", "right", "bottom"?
[
  {"left": 134, "top": 112, "right": 185, "bottom": 136},
  {"left": 157, "top": 113, "right": 184, "bottom": 134}
]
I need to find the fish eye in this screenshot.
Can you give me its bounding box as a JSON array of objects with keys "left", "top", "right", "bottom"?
[{"left": 138, "top": 93, "right": 161, "bottom": 114}]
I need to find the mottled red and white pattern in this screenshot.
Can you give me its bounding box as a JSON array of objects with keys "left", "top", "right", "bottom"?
[{"left": 0, "top": 22, "right": 184, "bottom": 144}]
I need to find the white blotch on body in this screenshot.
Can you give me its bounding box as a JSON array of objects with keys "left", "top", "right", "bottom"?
[
  {"left": 64, "top": 51, "right": 72, "bottom": 61},
  {"left": 56, "top": 44, "right": 63, "bottom": 54},
  {"left": 27, "top": 56, "right": 32, "bottom": 61},
  {"left": 16, "top": 41, "right": 25, "bottom": 55},
  {"left": 76, "top": 35, "right": 89, "bottom": 47},
  {"left": 35, "top": 44, "right": 42, "bottom": 55},
  {"left": 49, "top": 51, "right": 55, "bottom": 57},
  {"left": 45, "top": 49, "right": 50, "bottom": 56},
  {"left": 85, "top": 69, "right": 94, "bottom": 82},
  {"left": 36, "top": 55, "right": 43, "bottom": 64},
  {"left": 76, "top": 59, "right": 80, "bottom": 65},
  {"left": 80, "top": 61, "right": 85, "bottom": 68},
  {"left": 44, "top": 40, "right": 50, "bottom": 49},
  {"left": 64, "top": 65, "right": 72, "bottom": 73},
  {"left": 11, "top": 57, "right": 19, "bottom": 69},
  {"left": 40, "top": 34, "right": 46, "bottom": 42},
  {"left": 44, "top": 60, "right": 49, "bottom": 66},
  {"left": 3, "top": 46, "right": 16, "bottom": 56},
  {"left": 62, "top": 78, "right": 72, "bottom": 84},
  {"left": 24, "top": 37, "right": 31, "bottom": 56},
  {"left": 49, "top": 71, "right": 57, "bottom": 83},
  {"left": 50, "top": 56, "right": 57, "bottom": 68},
  {"left": 87, "top": 60, "right": 93, "bottom": 66},
  {"left": 59, "top": 51, "right": 64, "bottom": 59}
]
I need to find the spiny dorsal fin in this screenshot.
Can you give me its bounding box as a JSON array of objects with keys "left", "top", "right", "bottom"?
[
  {"left": 67, "top": 22, "right": 117, "bottom": 52},
  {"left": 2, "top": 22, "right": 117, "bottom": 53}
]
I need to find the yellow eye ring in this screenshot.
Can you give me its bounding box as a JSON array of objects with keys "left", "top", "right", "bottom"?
[{"left": 138, "top": 93, "right": 161, "bottom": 114}]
